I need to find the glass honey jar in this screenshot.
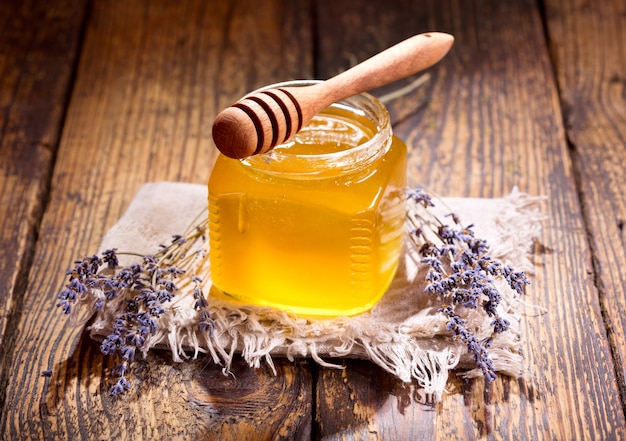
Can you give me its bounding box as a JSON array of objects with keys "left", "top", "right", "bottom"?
[{"left": 208, "top": 81, "right": 407, "bottom": 316}]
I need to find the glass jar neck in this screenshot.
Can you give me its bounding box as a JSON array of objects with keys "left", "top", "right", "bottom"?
[{"left": 238, "top": 80, "right": 392, "bottom": 180}]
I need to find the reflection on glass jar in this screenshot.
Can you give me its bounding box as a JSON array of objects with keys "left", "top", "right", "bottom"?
[{"left": 208, "top": 81, "right": 407, "bottom": 316}]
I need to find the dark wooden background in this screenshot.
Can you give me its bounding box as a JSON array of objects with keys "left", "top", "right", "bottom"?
[{"left": 1, "top": 0, "right": 625, "bottom": 439}]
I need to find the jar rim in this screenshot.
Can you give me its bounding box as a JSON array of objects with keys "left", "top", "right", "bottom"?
[{"left": 239, "top": 80, "right": 392, "bottom": 179}]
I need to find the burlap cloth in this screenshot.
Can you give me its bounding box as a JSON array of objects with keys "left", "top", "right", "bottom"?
[{"left": 86, "top": 182, "right": 545, "bottom": 400}]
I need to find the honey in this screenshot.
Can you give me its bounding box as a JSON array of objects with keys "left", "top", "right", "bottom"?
[{"left": 209, "top": 82, "right": 406, "bottom": 316}]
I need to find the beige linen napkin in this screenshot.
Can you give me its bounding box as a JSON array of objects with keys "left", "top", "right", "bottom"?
[{"left": 84, "top": 182, "right": 544, "bottom": 400}]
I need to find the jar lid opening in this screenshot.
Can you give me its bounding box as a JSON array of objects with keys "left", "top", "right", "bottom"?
[{"left": 240, "top": 80, "right": 392, "bottom": 179}]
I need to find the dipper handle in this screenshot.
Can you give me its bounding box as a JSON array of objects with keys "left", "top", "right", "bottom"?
[{"left": 212, "top": 32, "right": 454, "bottom": 159}]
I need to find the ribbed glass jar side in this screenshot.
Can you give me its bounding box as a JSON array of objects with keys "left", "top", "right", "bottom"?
[{"left": 208, "top": 80, "right": 407, "bottom": 316}]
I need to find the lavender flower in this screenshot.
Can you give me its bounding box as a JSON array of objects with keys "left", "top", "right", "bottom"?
[
  {"left": 102, "top": 248, "right": 119, "bottom": 269},
  {"left": 192, "top": 276, "right": 209, "bottom": 310},
  {"left": 110, "top": 376, "right": 131, "bottom": 396},
  {"left": 441, "top": 306, "right": 497, "bottom": 382},
  {"left": 199, "top": 310, "right": 214, "bottom": 333},
  {"left": 109, "top": 363, "right": 131, "bottom": 396},
  {"left": 503, "top": 266, "right": 530, "bottom": 295},
  {"left": 407, "top": 188, "right": 435, "bottom": 207},
  {"left": 56, "top": 255, "right": 103, "bottom": 314},
  {"left": 491, "top": 317, "right": 510, "bottom": 334}
]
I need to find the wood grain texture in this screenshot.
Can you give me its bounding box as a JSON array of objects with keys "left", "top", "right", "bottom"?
[
  {"left": 314, "top": 0, "right": 626, "bottom": 439},
  {"left": 0, "top": 0, "right": 87, "bottom": 407},
  {"left": 3, "top": 0, "right": 625, "bottom": 439},
  {"left": 316, "top": 360, "right": 437, "bottom": 440},
  {"left": 1, "top": 0, "right": 313, "bottom": 439},
  {"left": 544, "top": 0, "right": 626, "bottom": 405}
]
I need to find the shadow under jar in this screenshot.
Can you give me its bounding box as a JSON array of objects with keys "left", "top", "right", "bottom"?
[{"left": 208, "top": 80, "right": 407, "bottom": 317}]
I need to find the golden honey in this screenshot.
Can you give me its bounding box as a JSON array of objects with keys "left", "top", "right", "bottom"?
[{"left": 209, "top": 81, "right": 406, "bottom": 316}]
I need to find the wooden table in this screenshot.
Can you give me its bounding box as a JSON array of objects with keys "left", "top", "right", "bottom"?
[{"left": 1, "top": 0, "right": 625, "bottom": 439}]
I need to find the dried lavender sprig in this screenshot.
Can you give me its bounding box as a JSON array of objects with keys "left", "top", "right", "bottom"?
[
  {"left": 407, "top": 188, "right": 435, "bottom": 208},
  {"left": 56, "top": 254, "right": 103, "bottom": 314},
  {"left": 407, "top": 187, "right": 529, "bottom": 382},
  {"left": 55, "top": 210, "right": 211, "bottom": 396},
  {"left": 440, "top": 306, "right": 497, "bottom": 382},
  {"left": 191, "top": 274, "right": 213, "bottom": 335}
]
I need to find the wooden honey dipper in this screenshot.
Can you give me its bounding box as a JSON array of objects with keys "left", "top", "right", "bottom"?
[{"left": 212, "top": 32, "right": 454, "bottom": 159}]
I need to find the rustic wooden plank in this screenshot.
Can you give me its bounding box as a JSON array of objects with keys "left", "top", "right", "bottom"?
[
  {"left": 1, "top": 0, "right": 314, "bottom": 439},
  {"left": 314, "top": 0, "right": 626, "bottom": 438},
  {"left": 0, "top": 0, "right": 87, "bottom": 410},
  {"left": 543, "top": 0, "right": 626, "bottom": 404},
  {"left": 316, "top": 361, "right": 438, "bottom": 440}
]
